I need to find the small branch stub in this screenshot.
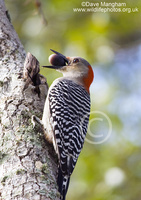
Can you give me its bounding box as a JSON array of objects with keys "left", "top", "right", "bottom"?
[
  {"left": 23, "top": 52, "right": 48, "bottom": 112},
  {"left": 23, "top": 52, "right": 48, "bottom": 97}
]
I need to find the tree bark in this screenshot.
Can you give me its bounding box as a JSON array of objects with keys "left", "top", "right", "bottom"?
[{"left": 0, "top": 0, "right": 59, "bottom": 199}]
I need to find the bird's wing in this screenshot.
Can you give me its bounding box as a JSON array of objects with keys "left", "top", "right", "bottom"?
[{"left": 49, "top": 79, "right": 90, "bottom": 175}]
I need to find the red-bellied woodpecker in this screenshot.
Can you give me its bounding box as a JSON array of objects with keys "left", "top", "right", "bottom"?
[{"left": 42, "top": 49, "right": 94, "bottom": 200}]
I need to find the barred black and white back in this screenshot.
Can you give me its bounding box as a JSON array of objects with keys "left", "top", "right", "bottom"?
[{"left": 48, "top": 78, "right": 90, "bottom": 200}]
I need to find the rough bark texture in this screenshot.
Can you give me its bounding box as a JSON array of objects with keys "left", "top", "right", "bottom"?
[{"left": 0, "top": 0, "right": 59, "bottom": 199}]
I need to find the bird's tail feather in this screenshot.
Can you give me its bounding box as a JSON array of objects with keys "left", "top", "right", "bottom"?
[{"left": 57, "top": 167, "right": 70, "bottom": 200}]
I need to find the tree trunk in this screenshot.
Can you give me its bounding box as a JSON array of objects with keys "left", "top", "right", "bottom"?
[{"left": 0, "top": 0, "right": 59, "bottom": 199}]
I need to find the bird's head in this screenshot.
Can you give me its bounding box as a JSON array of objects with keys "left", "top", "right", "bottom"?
[{"left": 43, "top": 49, "right": 94, "bottom": 93}]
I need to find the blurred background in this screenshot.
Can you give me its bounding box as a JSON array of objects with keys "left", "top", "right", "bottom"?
[{"left": 5, "top": 0, "right": 141, "bottom": 199}]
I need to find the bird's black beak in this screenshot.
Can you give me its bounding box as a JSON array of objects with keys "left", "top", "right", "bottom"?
[
  {"left": 42, "top": 49, "right": 68, "bottom": 69},
  {"left": 50, "top": 49, "right": 68, "bottom": 63},
  {"left": 42, "top": 65, "right": 63, "bottom": 69}
]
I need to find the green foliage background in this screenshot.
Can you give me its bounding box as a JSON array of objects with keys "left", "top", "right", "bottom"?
[{"left": 5, "top": 0, "right": 141, "bottom": 199}]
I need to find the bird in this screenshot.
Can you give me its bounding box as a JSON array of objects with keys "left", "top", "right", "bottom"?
[{"left": 42, "top": 49, "right": 94, "bottom": 200}]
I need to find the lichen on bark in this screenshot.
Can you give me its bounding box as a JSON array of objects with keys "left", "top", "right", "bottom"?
[{"left": 0, "top": 0, "right": 59, "bottom": 199}]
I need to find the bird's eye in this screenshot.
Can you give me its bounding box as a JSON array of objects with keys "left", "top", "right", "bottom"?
[{"left": 73, "top": 58, "right": 79, "bottom": 63}]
